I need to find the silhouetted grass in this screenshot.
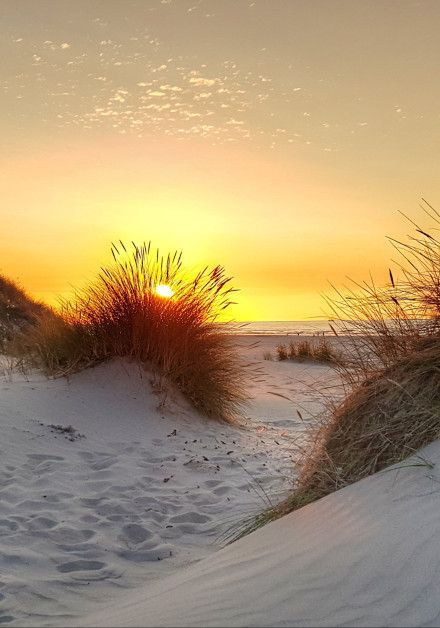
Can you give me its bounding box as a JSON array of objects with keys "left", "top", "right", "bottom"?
[
  {"left": 276, "top": 338, "right": 342, "bottom": 365},
  {"left": 0, "top": 276, "right": 53, "bottom": 350},
  {"left": 18, "top": 242, "right": 247, "bottom": 421},
  {"left": 278, "top": 201, "right": 440, "bottom": 513},
  {"left": 276, "top": 344, "right": 288, "bottom": 360},
  {"left": 232, "top": 201, "right": 440, "bottom": 536}
]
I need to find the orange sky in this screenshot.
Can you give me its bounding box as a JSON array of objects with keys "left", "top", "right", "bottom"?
[{"left": 1, "top": 0, "right": 440, "bottom": 320}]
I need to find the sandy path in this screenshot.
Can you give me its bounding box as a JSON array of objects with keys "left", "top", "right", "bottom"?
[
  {"left": 81, "top": 440, "right": 440, "bottom": 627},
  {"left": 0, "top": 338, "right": 338, "bottom": 626}
]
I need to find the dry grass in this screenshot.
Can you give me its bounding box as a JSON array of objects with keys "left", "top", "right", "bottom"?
[
  {"left": 283, "top": 202, "right": 440, "bottom": 508},
  {"left": 0, "top": 275, "right": 53, "bottom": 350},
  {"left": 276, "top": 338, "right": 440, "bottom": 516},
  {"left": 17, "top": 242, "right": 247, "bottom": 421},
  {"left": 236, "top": 201, "right": 440, "bottom": 534},
  {"left": 326, "top": 200, "right": 440, "bottom": 382},
  {"left": 276, "top": 344, "right": 288, "bottom": 360},
  {"left": 276, "top": 338, "right": 342, "bottom": 365}
]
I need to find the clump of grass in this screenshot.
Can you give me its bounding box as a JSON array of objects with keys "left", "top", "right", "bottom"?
[
  {"left": 19, "top": 242, "right": 247, "bottom": 421},
  {"left": 16, "top": 312, "right": 98, "bottom": 374},
  {"left": 0, "top": 275, "right": 52, "bottom": 350},
  {"left": 326, "top": 200, "right": 440, "bottom": 381},
  {"left": 229, "top": 202, "right": 440, "bottom": 538},
  {"left": 276, "top": 338, "right": 342, "bottom": 364},
  {"left": 269, "top": 201, "right": 440, "bottom": 518},
  {"left": 276, "top": 344, "right": 288, "bottom": 360},
  {"left": 262, "top": 350, "right": 273, "bottom": 361},
  {"left": 276, "top": 338, "right": 440, "bottom": 515}
]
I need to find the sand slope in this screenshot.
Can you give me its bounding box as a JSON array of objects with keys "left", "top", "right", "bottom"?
[
  {"left": 0, "top": 339, "right": 335, "bottom": 626},
  {"left": 81, "top": 440, "right": 440, "bottom": 628}
]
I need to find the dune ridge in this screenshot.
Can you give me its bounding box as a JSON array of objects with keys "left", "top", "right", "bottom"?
[
  {"left": 0, "top": 339, "right": 333, "bottom": 626},
  {"left": 80, "top": 439, "right": 440, "bottom": 627}
]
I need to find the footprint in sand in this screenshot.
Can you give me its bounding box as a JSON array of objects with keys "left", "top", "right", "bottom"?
[
  {"left": 117, "top": 524, "right": 173, "bottom": 562},
  {"left": 204, "top": 479, "right": 223, "bottom": 488},
  {"left": 0, "top": 520, "right": 18, "bottom": 535},
  {"left": 0, "top": 475, "right": 13, "bottom": 489},
  {"left": 80, "top": 514, "right": 100, "bottom": 524},
  {"left": 119, "top": 523, "right": 154, "bottom": 545},
  {"left": 82, "top": 480, "right": 113, "bottom": 492},
  {"left": 89, "top": 458, "right": 118, "bottom": 471},
  {"left": 27, "top": 454, "right": 65, "bottom": 462},
  {"left": 78, "top": 451, "right": 118, "bottom": 471},
  {"left": 212, "top": 485, "right": 232, "bottom": 496},
  {"left": 118, "top": 545, "right": 173, "bottom": 563},
  {"left": 47, "top": 527, "right": 96, "bottom": 544},
  {"left": 27, "top": 516, "right": 58, "bottom": 531},
  {"left": 0, "top": 491, "right": 20, "bottom": 504},
  {"left": 169, "top": 512, "right": 211, "bottom": 525},
  {"left": 94, "top": 502, "right": 132, "bottom": 517},
  {"left": 79, "top": 497, "right": 107, "bottom": 508},
  {"left": 57, "top": 560, "right": 106, "bottom": 573}
]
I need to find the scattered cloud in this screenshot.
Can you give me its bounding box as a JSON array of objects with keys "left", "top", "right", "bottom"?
[{"left": 189, "top": 77, "right": 217, "bottom": 87}]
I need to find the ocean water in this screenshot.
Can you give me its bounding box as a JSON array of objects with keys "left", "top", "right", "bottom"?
[
  {"left": 228, "top": 321, "right": 334, "bottom": 336},
  {"left": 228, "top": 319, "right": 427, "bottom": 336}
]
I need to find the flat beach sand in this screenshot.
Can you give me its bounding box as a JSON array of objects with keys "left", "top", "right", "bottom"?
[{"left": 2, "top": 335, "right": 439, "bottom": 626}]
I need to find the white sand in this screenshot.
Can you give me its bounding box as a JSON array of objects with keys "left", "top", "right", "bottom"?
[
  {"left": 81, "top": 440, "right": 440, "bottom": 627},
  {"left": 0, "top": 336, "right": 337, "bottom": 626}
]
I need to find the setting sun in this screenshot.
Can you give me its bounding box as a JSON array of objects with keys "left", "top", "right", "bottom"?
[
  {"left": 2, "top": 2, "right": 440, "bottom": 626},
  {"left": 155, "top": 284, "right": 174, "bottom": 299}
]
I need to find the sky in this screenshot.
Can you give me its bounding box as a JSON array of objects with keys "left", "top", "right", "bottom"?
[{"left": 1, "top": 0, "right": 440, "bottom": 320}]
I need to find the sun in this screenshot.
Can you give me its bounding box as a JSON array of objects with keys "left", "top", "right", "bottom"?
[{"left": 155, "top": 284, "right": 174, "bottom": 298}]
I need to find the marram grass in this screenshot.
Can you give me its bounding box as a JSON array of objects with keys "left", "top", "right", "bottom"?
[
  {"left": 0, "top": 275, "right": 52, "bottom": 349},
  {"left": 18, "top": 242, "right": 248, "bottom": 421},
  {"left": 232, "top": 201, "right": 440, "bottom": 538}
]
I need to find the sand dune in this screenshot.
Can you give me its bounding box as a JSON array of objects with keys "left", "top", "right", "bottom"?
[
  {"left": 4, "top": 337, "right": 438, "bottom": 627},
  {"left": 81, "top": 439, "right": 440, "bottom": 627},
  {"left": 0, "top": 337, "right": 335, "bottom": 626}
]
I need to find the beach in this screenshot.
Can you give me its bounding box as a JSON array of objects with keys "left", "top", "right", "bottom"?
[
  {"left": 0, "top": 335, "right": 340, "bottom": 626},
  {"left": 2, "top": 327, "right": 440, "bottom": 628},
  {"left": 3, "top": 0, "right": 439, "bottom": 623}
]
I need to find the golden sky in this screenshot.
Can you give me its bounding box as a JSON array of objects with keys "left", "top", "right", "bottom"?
[{"left": 1, "top": 0, "right": 440, "bottom": 320}]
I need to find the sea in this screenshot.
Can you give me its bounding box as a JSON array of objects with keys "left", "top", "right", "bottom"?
[{"left": 227, "top": 320, "right": 335, "bottom": 336}]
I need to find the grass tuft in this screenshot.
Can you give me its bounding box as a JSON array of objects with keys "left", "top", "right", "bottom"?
[
  {"left": 278, "top": 202, "right": 440, "bottom": 514},
  {"left": 276, "top": 338, "right": 342, "bottom": 365},
  {"left": 0, "top": 276, "right": 53, "bottom": 350},
  {"left": 276, "top": 338, "right": 440, "bottom": 516},
  {"left": 17, "top": 242, "right": 247, "bottom": 421},
  {"left": 235, "top": 201, "right": 440, "bottom": 535}
]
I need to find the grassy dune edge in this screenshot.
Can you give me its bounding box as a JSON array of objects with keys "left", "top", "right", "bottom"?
[
  {"left": 7, "top": 242, "right": 248, "bottom": 421},
  {"left": 237, "top": 202, "right": 440, "bottom": 534}
]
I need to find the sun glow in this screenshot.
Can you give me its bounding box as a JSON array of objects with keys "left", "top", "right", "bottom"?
[{"left": 155, "top": 284, "right": 174, "bottom": 298}]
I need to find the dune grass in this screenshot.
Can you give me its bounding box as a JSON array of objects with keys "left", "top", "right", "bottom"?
[
  {"left": 281, "top": 202, "right": 440, "bottom": 509},
  {"left": 0, "top": 275, "right": 53, "bottom": 350},
  {"left": 16, "top": 242, "right": 247, "bottom": 421},
  {"left": 272, "top": 338, "right": 440, "bottom": 517},
  {"left": 234, "top": 201, "right": 440, "bottom": 535},
  {"left": 276, "top": 338, "right": 342, "bottom": 365}
]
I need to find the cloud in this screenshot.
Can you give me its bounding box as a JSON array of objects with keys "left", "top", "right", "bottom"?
[
  {"left": 60, "top": 43, "right": 70, "bottom": 49},
  {"left": 189, "top": 77, "right": 217, "bottom": 87},
  {"left": 160, "top": 85, "right": 183, "bottom": 92}
]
